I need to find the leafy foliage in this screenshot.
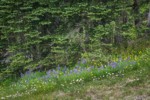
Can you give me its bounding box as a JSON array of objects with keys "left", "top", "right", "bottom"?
[{"left": 0, "top": 0, "right": 149, "bottom": 79}]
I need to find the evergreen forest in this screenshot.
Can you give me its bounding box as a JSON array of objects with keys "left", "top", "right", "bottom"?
[{"left": 0, "top": 0, "right": 150, "bottom": 99}]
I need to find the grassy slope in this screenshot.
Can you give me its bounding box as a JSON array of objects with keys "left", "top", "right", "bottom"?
[
  {"left": 15, "top": 64, "right": 150, "bottom": 100},
  {"left": 1, "top": 40, "right": 150, "bottom": 100}
]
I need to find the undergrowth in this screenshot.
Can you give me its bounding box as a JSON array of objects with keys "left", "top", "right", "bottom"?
[{"left": 0, "top": 48, "right": 150, "bottom": 100}]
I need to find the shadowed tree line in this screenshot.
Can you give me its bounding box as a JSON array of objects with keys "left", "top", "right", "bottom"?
[{"left": 0, "top": 0, "right": 150, "bottom": 80}]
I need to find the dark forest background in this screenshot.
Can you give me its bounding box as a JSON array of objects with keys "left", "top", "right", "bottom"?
[{"left": 0, "top": 0, "right": 150, "bottom": 80}]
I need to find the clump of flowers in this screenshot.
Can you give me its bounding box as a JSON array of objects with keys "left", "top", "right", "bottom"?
[{"left": 1, "top": 55, "right": 138, "bottom": 99}]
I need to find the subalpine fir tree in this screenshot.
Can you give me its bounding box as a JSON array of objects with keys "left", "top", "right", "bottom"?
[{"left": 0, "top": 0, "right": 149, "bottom": 79}]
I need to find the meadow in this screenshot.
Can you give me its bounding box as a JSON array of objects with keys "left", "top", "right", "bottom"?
[
  {"left": 0, "top": 48, "right": 150, "bottom": 100},
  {"left": 0, "top": 1, "right": 150, "bottom": 100}
]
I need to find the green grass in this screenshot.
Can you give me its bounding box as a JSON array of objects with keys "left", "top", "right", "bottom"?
[
  {"left": 15, "top": 64, "right": 150, "bottom": 100},
  {"left": 0, "top": 49, "right": 150, "bottom": 100}
]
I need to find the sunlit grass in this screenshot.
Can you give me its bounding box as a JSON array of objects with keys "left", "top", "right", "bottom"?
[
  {"left": 15, "top": 64, "right": 150, "bottom": 100},
  {"left": 0, "top": 48, "right": 150, "bottom": 99}
]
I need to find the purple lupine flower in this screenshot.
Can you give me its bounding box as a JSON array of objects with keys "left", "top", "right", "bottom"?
[
  {"left": 44, "top": 75, "right": 50, "bottom": 79},
  {"left": 52, "top": 69, "right": 58, "bottom": 75},
  {"left": 90, "top": 66, "right": 94, "bottom": 69},
  {"left": 25, "top": 69, "right": 32, "bottom": 76},
  {"left": 46, "top": 70, "right": 51, "bottom": 76},
  {"left": 57, "top": 65, "right": 61, "bottom": 70},
  {"left": 20, "top": 72, "right": 24, "bottom": 78},
  {"left": 70, "top": 70, "right": 73, "bottom": 74},
  {"left": 77, "top": 61, "right": 81, "bottom": 65},
  {"left": 41, "top": 75, "right": 51, "bottom": 81},
  {"left": 109, "top": 62, "right": 117, "bottom": 68},
  {"left": 62, "top": 66, "right": 67, "bottom": 73},
  {"left": 73, "top": 68, "right": 78, "bottom": 73},
  {"left": 81, "top": 59, "right": 87, "bottom": 64}
]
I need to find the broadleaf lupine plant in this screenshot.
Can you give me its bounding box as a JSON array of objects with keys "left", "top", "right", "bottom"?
[
  {"left": 0, "top": 56, "right": 138, "bottom": 99},
  {"left": 20, "top": 57, "right": 137, "bottom": 83}
]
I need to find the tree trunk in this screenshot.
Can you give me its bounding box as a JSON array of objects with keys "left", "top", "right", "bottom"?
[
  {"left": 133, "top": 0, "right": 140, "bottom": 27},
  {"left": 148, "top": 10, "right": 150, "bottom": 27}
]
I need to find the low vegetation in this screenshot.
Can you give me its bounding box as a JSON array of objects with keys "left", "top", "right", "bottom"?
[
  {"left": 0, "top": 48, "right": 150, "bottom": 99},
  {"left": 0, "top": 0, "right": 150, "bottom": 99}
]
